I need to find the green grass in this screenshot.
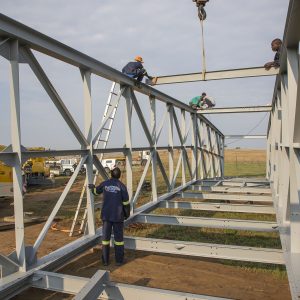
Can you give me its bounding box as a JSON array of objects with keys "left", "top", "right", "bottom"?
[{"left": 224, "top": 162, "right": 266, "bottom": 177}]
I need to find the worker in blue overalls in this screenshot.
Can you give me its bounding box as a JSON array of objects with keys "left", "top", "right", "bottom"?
[
  {"left": 88, "top": 167, "right": 130, "bottom": 266},
  {"left": 122, "top": 56, "right": 153, "bottom": 82}
]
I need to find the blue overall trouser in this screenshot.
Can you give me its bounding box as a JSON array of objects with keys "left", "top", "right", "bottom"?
[
  {"left": 102, "top": 221, "right": 124, "bottom": 264},
  {"left": 125, "top": 71, "right": 145, "bottom": 82}
]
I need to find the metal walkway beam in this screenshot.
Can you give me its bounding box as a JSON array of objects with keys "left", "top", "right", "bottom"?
[
  {"left": 178, "top": 192, "right": 272, "bottom": 203},
  {"left": 134, "top": 214, "right": 278, "bottom": 232},
  {"left": 225, "top": 135, "right": 267, "bottom": 139},
  {"left": 158, "top": 201, "right": 275, "bottom": 214},
  {"left": 189, "top": 185, "right": 271, "bottom": 194},
  {"left": 197, "top": 106, "right": 272, "bottom": 114},
  {"left": 32, "top": 271, "right": 227, "bottom": 300},
  {"left": 150, "top": 67, "right": 279, "bottom": 85},
  {"left": 124, "top": 236, "right": 284, "bottom": 264}
]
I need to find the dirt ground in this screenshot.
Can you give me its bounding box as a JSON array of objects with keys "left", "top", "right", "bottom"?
[
  {"left": 0, "top": 150, "right": 291, "bottom": 299},
  {"left": 11, "top": 244, "right": 291, "bottom": 300},
  {"left": 1, "top": 218, "right": 291, "bottom": 300}
]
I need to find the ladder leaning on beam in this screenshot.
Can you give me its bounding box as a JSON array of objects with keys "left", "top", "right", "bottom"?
[{"left": 69, "top": 82, "right": 123, "bottom": 236}]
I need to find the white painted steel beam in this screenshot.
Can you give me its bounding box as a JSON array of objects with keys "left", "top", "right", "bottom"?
[
  {"left": 159, "top": 200, "right": 275, "bottom": 214},
  {"left": 73, "top": 270, "right": 109, "bottom": 300},
  {"left": 197, "top": 106, "right": 272, "bottom": 114},
  {"left": 9, "top": 39, "right": 26, "bottom": 271},
  {"left": 189, "top": 185, "right": 271, "bottom": 194},
  {"left": 178, "top": 192, "right": 272, "bottom": 203},
  {"left": 123, "top": 236, "right": 284, "bottom": 264},
  {"left": 151, "top": 67, "right": 279, "bottom": 85},
  {"left": 134, "top": 214, "right": 278, "bottom": 232},
  {"left": 225, "top": 135, "right": 267, "bottom": 139},
  {"left": 32, "top": 271, "right": 227, "bottom": 300}
]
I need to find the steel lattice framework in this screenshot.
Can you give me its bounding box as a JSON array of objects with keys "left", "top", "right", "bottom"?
[{"left": 0, "top": 0, "right": 299, "bottom": 299}]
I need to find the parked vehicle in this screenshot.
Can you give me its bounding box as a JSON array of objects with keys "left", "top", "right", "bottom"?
[
  {"left": 139, "top": 151, "right": 150, "bottom": 166},
  {"left": 59, "top": 159, "right": 77, "bottom": 176}
]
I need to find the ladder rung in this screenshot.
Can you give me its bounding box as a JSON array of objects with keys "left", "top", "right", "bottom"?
[
  {"left": 108, "top": 117, "right": 114, "bottom": 120},
  {"left": 111, "top": 92, "right": 118, "bottom": 96},
  {"left": 98, "top": 139, "right": 107, "bottom": 142},
  {"left": 103, "top": 128, "right": 111, "bottom": 131}
]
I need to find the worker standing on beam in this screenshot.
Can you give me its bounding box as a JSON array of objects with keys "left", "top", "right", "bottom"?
[
  {"left": 88, "top": 167, "right": 130, "bottom": 266},
  {"left": 122, "top": 56, "right": 153, "bottom": 83}
]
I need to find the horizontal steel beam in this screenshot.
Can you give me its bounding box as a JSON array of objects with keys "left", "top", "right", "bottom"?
[
  {"left": 32, "top": 271, "right": 227, "bottom": 300},
  {"left": 134, "top": 213, "right": 278, "bottom": 232},
  {"left": 225, "top": 135, "right": 267, "bottom": 139},
  {"left": 0, "top": 14, "right": 222, "bottom": 136},
  {"left": 158, "top": 200, "right": 275, "bottom": 214},
  {"left": 151, "top": 67, "right": 279, "bottom": 85},
  {"left": 189, "top": 185, "right": 271, "bottom": 194},
  {"left": 197, "top": 180, "right": 270, "bottom": 188},
  {"left": 198, "top": 106, "right": 272, "bottom": 114},
  {"left": 178, "top": 192, "right": 273, "bottom": 203},
  {"left": 123, "top": 236, "right": 284, "bottom": 264}
]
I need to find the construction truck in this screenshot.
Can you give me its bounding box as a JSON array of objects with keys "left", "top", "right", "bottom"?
[{"left": 139, "top": 151, "right": 150, "bottom": 166}]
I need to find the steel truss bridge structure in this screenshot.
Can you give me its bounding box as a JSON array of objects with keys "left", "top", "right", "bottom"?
[{"left": 0, "top": 0, "right": 299, "bottom": 299}]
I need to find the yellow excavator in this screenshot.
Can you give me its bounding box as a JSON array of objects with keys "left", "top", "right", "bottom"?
[
  {"left": 0, "top": 162, "right": 13, "bottom": 198},
  {"left": 0, "top": 146, "right": 51, "bottom": 197}
]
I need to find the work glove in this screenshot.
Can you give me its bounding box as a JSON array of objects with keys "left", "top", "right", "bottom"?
[{"left": 88, "top": 184, "right": 95, "bottom": 190}]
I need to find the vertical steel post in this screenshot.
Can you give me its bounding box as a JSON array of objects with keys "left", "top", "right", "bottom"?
[
  {"left": 167, "top": 104, "right": 174, "bottom": 190},
  {"left": 9, "top": 40, "right": 26, "bottom": 271},
  {"left": 150, "top": 96, "right": 158, "bottom": 201},
  {"left": 191, "top": 113, "right": 198, "bottom": 180},
  {"left": 124, "top": 88, "right": 133, "bottom": 208},
  {"left": 81, "top": 69, "right": 95, "bottom": 235},
  {"left": 287, "top": 49, "right": 300, "bottom": 253},
  {"left": 181, "top": 109, "right": 186, "bottom": 185}
]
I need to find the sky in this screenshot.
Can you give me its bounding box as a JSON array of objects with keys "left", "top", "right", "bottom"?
[{"left": 0, "top": 0, "right": 289, "bottom": 150}]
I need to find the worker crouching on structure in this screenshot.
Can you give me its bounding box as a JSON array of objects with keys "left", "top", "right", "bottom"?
[
  {"left": 122, "top": 56, "right": 153, "bottom": 82},
  {"left": 189, "top": 92, "right": 215, "bottom": 110},
  {"left": 88, "top": 167, "right": 130, "bottom": 266},
  {"left": 264, "top": 38, "right": 282, "bottom": 70}
]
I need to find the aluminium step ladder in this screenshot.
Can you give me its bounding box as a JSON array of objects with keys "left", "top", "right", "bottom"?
[{"left": 69, "top": 82, "right": 124, "bottom": 236}]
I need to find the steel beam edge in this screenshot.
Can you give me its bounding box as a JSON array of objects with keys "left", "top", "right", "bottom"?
[
  {"left": 123, "top": 236, "right": 284, "bottom": 265},
  {"left": 32, "top": 271, "right": 230, "bottom": 300},
  {"left": 159, "top": 200, "right": 275, "bottom": 214},
  {"left": 178, "top": 192, "right": 272, "bottom": 202},
  {"left": 197, "top": 106, "right": 272, "bottom": 114},
  {"left": 151, "top": 67, "right": 279, "bottom": 85},
  {"left": 134, "top": 213, "right": 279, "bottom": 232}
]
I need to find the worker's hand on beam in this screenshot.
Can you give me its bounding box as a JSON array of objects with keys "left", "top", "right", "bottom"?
[{"left": 88, "top": 183, "right": 95, "bottom": 189}]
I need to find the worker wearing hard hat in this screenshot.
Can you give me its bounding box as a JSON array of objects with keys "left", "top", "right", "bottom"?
[
  {"left": 122, "top": 56, "right": 153, "bottom": 83},
  {"left": 88, "top": 167, "right": 130, "bottom": 266}
]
